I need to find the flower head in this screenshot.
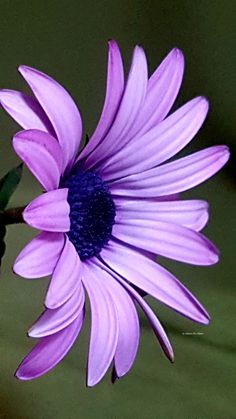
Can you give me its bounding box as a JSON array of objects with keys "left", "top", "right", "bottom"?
[{"left": 0, "top": 41, "right": 229, "bottom": 385}]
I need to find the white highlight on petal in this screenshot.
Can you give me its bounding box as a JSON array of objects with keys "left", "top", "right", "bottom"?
[
  {"left": 0, "top": 89, "right": 53, "bottom": 133},
  {"left": 15, "top": 312, "right": 84, "bottom": 381},
  {"left": 94, "top": 258, "right": 174, "bottom": 362},
  {"left": 45, "top": 236, "right": 83, "bottom": 309},
  {"left": 13, "top": 129, "right": 63, "bottom": 191},
  {"left": 13, "top": 232, "right": 65, "bottom": 278},
  {"left": 110, "top": 146, "right": 230, "bottom": 197},
  {"left": 112, "top": 220, "right": 219, "bottom": 266},
  {"left": 100, "top": 96, "right": 209, "bottom": 180},
  {"left": 84, "top": 45, "right": 148, "bottom": 169},
  {"left": 82, "top": 263, "right": 119, "bottom": 387},
  {"left": 18, "top": 65, "right": 83, "bottom": 172},
  {"left": 79, "top": 40, "right": 124, "bottom": 160},
  {"left": 29, "top": 284, "right": 85, "bottom": 337},
  {"left": 87, "top": 259, "right": 139, "bottom": 378},
  {"left": 115, "top": 198, "right": 209, "bottom": 232},
  {"left": 101, "top": 240, "right": 210, "bottom": 324},
  {"left": 23, "top": 189, "right": 70, "bottom": 232}
]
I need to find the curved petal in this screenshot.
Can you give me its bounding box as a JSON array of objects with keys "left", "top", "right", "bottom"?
[
  {"left": 18, "top": 66, "right": 82, "bottom": 172},
  {"left": 13, "top": 231, "right": 65, "bottom": 278},
  {"left": 15, "top": 311, "right": 84, "bottom": 381},
  {"left": 82, "top": 263, "right": 119, "bottom": 387},
  {"left": 29, "top": 284, "right": 85, "bottom": 337},
  {"left": 23, "top": 189, "right": 70, "bottom": 232},
  {"left": 0, "top": 89, "right": 53, "bottom": 133},
  {"left": 101, "top": 97, "right": 209, "bottom": 180},
  {"left": 13, "top": 129, "right": 63, "bottom": 191},
  {"left": 94, "top": 259, "right": 174, "bottom": 362},
  {"left": 101, "top": 240, "right": 210, "bottom": 324},
  {"left": 84, "top": 45, "right": 148, "bottom": 169},
  {"left": 87, "top": 259, "right": 139, "bottom": 378},
  {"left": 128, "top": 48, "right": 184, "bottom": 137},
  {"left": 78, "top": 40, "right": 124, "bottom": 160},
  {"left": 45, "top": 236, "right": 82, "bottom": 309},
  {"left": 115, "top": 198, "right": 209, "bottom": 232},
  {"left": 112, "top": 220, "right": 219, "bottom": 266},
  {"left": 109, "top": 146, "right": 230, "bottom": 197}
]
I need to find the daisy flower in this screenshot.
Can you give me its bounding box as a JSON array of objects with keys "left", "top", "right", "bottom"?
[{"left": 0, "top": 41, "right": 229, "bottom": 385}]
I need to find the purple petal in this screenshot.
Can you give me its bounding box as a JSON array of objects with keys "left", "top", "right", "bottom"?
[
  {"left": 101, "top": 240, "right": 210, "bottom": 324},
  {"left": 87, "top": 259, "right": 139, "bottom": 378},
  {"left": 15, "top": 311, "right": 84, "bottom": 381},
  {"left": 101, "top": 97, "right": 209, "bottom": 180},
  {"left": 94, "top": 259, "right": 174, "bottom": 362},
  {"left": 18, "top": 66, "right": 82, "bottom": 172},
  {"left": 0, "top": 89, "right": 53, "bottom": 133},
  {"left": 112, "top": 219, "right": 219, "bottom": 265},
  {"left": 23, "top": 189, "right": 70, "bottom": 232},
  {"left": 82, "top": 263, "right": 119, "bottom": 387},
  {"left": 13, "top": 232, "right": 65, "bottom": 278},
  {"left": 127, "top": 48, "right": 184, "bottom": 137},
  {"left": 115, "top": 198, "right": 209, "bottom": 231},
  {"left": 84, "top": 45, "right": 148, "bottom": 169},
  {"left": 78, "top": 40, "right": 124, "bottom": 160},
  {"left": 13, "top": 129, "right": 63, "bottom": 191},
  {"left": 29, "top": 284, "right": 85, "bottom": 337},
  {"left": 109, "top": 146, "right": 230, "bottom": 197},
  {"left": 45, "top": 236, "right": 82, "bottom": 309}
]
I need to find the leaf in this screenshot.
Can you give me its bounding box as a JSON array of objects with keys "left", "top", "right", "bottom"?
[{"left": 0, "top": 164, "right": 23, "bottom": 210}]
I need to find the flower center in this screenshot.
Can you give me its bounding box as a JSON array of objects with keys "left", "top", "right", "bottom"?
[{"left": 63, "top": 171, "right": 116, "bottom": 261}]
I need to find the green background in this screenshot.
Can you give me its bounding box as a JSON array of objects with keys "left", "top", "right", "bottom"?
[{"left": 0, "top": 1, "right": 235, "bottom": 418}]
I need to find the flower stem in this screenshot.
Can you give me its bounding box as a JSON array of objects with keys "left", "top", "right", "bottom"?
[{"left": 0, "top": 206, "right": 26, "bottom": 225}]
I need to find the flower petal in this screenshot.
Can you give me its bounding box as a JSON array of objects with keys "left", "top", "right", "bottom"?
[
  {"left": 78, "top": 40, "right": 124, "bottom": 160},
  {"left": 0, "top": 89, "right": 53, "bottom": 133},
  {"left": 112, "top": 220, "right": 219, "bottom": 266},
  {"left": 95, "top": 259, "right": 174, "bottom": 362},
  {"left": 13, "top": 129, "right": 63, "bottom": 191},
  {"left": 127, "top": 48, "right": 184, "bottom": 138},
  {"left": 109, "top": 146, "right": 230, "bottom": 197},
  {"left": 87, "top": 259, "right": 139, "bottom": 378},
  {"left": 101, "top": 240, "right": 210, "bottom": 324},
  {"left": 18, "top": 66, "right": 82, "bottom": 172},
  {"left": 45, "top": 236, "right": 82, "bottom": 309},
  {"left": 23, "top": 189, "right": 70, "bottom": 232},
  {"left": 101, "top": 97, "right": 209, "bottom": 180},
  {"left": 115, "top": 198, "right": 209, "bottom": 232},
  {"left": 84, "top": 45, "right": 148, "bottom": 169},
  {"left": 29, "top": 284, "right": 85, "bottom": 337},
  {"left": 15, "top": 311, "right": 84, "bottom": 381},
  {"left": 13, "top": 232, "right": 65, "bottom": 278},
  {"left": 82, "top": 263, "right": 119, "bottom": 387}
]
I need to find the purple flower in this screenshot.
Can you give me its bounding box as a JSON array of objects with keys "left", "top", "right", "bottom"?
[{"left": 0, "top": 41, "right": 229, "bottom": 385}]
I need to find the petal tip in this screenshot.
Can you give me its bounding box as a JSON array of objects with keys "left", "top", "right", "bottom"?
[
  {"left": 86, "top": 376, "right": 98, "bottom": 387},
  {"left": 13, "top": 257, "right": 28, "bottom": 278},
  {"left": 209, "top": 247, "right": 220, "bottom": 265},
  {"left": 44, "top": 295, "right": 59, "bottom": 310},
  {"left": 108, "top": 39, "right": 118, "bottom": 49},
  {"left": 14, "top": 368, "right": 29, "bottom": 381},
  {"left": 222, "top": 145, "right": 230, "bottom": 161},
  {"left": 18, "top": 65, "right": 29, "bottom": 76},
  {"left": 12, "top": 261, "right": 21, "bottom": 276},
  {"left": 172, "top": 47, "right": 184, "bottom": 60},
  {"left": 166, "top": 347, "right": 175, "bottom": 363}
]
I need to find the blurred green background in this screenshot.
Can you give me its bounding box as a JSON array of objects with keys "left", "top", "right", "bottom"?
[{"left": 0, "top": 1, "right": 235, "bottom": 418}]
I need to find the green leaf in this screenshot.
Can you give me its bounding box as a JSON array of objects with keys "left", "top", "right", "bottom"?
[{"left": 0, "top": 163, "right": 23, "bottom": 210}]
